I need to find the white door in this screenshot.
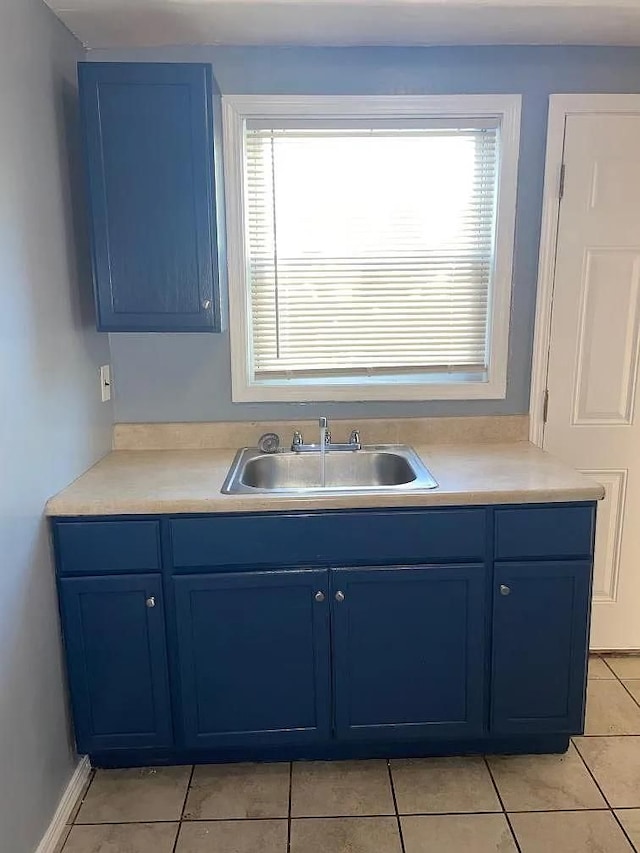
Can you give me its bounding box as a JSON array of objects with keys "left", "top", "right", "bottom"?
[{"left": 544, "top": 112, "right": 640, "bottom": 650}]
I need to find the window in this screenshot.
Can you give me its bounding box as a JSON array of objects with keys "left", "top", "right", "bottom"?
[{"left": 223, "top": 95, "right": 521, "bottom": 402}]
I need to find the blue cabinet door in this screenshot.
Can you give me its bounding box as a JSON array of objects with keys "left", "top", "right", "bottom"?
[
  {"left": 59, "top": 575, "right": 172, "bottom": 753},
  {"left": 79, "top": 63, "right": 222, "bottom": 331},
  {"left": 491, "top": 561, "right": 592, "bottom": 734},
  {"left": 331, "top": 565, "right": 486, "bottom": 740},
  {"left": 174, "top": 570, "right": 331, "bottom": 748}
]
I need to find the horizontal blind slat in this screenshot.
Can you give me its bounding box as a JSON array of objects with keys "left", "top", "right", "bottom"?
[{"left": 245, "top": 125, "right": 497, "bottom": 378}]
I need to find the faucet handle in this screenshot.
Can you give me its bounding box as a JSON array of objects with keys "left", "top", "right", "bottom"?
[
  {"left": 349, "top": 429, "right": 361, "bottom": 448},
  {"left": 291, "top": 430, "right": 304, "bottom": 450}
]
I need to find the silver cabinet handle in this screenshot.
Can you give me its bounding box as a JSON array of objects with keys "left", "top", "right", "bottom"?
[
  {"left": 146, "top": 596, "right": 156, "bottom": 608},
  {"left": 499, "top": 585, "right": 511, "bottom": 596},
  {"left": 202, "top": 299, "right": 212, "bottom": 310},
  {"left": 314, "top": 591, "right": 325, "bottom": 603},
  {"left": 335, "top": 590, "right": 345, "bottom": 603}
]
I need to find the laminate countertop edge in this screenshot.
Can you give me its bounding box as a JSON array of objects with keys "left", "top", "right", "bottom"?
[{"left": 45, "top": 442, "right": 605, "bottom": 517}]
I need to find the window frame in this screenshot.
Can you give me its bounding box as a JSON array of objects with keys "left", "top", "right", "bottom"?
[{"left": 222, "top": 94, "right": 521, "bottom": 402}]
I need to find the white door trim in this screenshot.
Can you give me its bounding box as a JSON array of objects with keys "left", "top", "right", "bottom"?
[{"left": 529, "top": 94, "right": 640, "bottom": 446}]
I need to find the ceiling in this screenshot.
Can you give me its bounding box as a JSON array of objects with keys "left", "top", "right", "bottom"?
[{"left": 44, "top": 0, "right": 640, "bottom": 48}]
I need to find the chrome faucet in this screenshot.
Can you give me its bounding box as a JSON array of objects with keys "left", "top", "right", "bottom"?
[
  {"left": 319, "top": 416, "right": 331, "bottom": 445},
  {"left": 290, "top": 418, "right": 362, "bottom": 452}
]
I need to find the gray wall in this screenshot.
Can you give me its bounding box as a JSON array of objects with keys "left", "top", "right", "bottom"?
[
  {"left": 90, "top": 45, "right": 640, "bottom": 423},
  {"left": 0, "top": 2, "right": 112, "bottom": 851}
]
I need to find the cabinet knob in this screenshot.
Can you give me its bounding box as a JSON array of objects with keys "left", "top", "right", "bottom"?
[
  {"left": 335, "top": 590, "right": 345, "bottom": 603},
  {"left": 499, "top": 584, "right": 511, "bottom": 597},
  {"left": 146, "top": 596, "right": 156, "bottom": 608},
  {"left": 202, "top": 299, "right": 212, "bottom": 310},
  {"left": 314, "top": 591, "right": 325, "bottom": 603}
]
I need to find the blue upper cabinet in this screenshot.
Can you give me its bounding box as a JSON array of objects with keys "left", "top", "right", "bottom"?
[{"left": 78, "top": 63, "right": 224, "bottom": 332}]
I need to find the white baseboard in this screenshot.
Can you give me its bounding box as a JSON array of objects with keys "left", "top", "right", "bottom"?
[{"left": 35, "top": 756, "right": 91, "bottom": 853}]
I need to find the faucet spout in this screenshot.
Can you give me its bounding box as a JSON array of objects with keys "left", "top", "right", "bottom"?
[{"left": 319, "top": 416, "right": 331, "bottom": 445}]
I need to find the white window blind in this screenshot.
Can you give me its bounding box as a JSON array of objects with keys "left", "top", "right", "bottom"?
[{"left": 245, "top": 123, "right": 499, "bottom": 381}]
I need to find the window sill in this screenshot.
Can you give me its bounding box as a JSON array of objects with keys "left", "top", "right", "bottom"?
[{"left": 231, "top": 373, "right": 507, "bottom": 403}]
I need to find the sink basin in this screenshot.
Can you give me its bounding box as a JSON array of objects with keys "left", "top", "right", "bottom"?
[{"left": 222, "top": 445, "right": 438, "bottom": 495}]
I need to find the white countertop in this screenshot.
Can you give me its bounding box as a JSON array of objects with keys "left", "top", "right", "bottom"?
[{"left": 45, "top": 441, "right": 605, "bottom": 516}]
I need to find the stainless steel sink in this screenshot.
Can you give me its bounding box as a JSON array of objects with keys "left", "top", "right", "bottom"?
[{"left": 222, "top": 445, "right": 438, "bottom": 495}]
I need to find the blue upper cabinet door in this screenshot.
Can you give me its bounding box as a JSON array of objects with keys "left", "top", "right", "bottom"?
[
  {"left": 491, "top": 561, "right": 592, "bottom": 735},
  {"left": 78, "top": 63, "right": 223, "bottom": 331},
  {"left": 174, "top": 569, "right": 331, "bottom": 749},
  {"left": 332, "top": 565, "right": 486, "bottom": 741},
  {"left": 59, "top": 575, "right": 173, "bottom": 754}
]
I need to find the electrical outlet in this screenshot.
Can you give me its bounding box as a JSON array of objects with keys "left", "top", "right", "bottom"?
[{"left": 99, "top": 365, "right": 111, "bottom": 402}]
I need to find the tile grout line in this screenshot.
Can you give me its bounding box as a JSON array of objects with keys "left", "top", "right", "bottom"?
[
  {"left": 57, "top": 824, "right": 72, "bottom": 853},
  {"left": 483, "top": 756, "right": 522, "bottom": 853},
  {"left": 386, "top": 759, "right": 407, "bottom": 853},
  {"left": 598, "top": 655, "right": 639, "bottom": 688},
  {"left": 570, "top": 738, "right": 639, "bottom": 852},
  {"left": 70, "top": 768, "right": 96, "bottom": 826},
  {"left": 597, "top": 655, "right": 619, "bottom": 681},
  {"left": 571, "top": 737, "right": 612, "bottom": 808},
  {"left": 74, "top": 820, "right": 187, "bottom": 826},
  {"left": 617, "top": 679, "right": 640, "bottom": 713},
  {"left": 578, "top": 731, "right": 640, "bottom": 738},
  {"left": 609, "top": 812, "right": 638, "bottom": 853},
  {"left": 171, "top": 764, "right": 195, "bottom": 853},
  {"left": 180, "top": 765, "right": 196, "bottom": 819},
  {"left": 68, "top": 805, "right": 640, "bottom": 826},
  {"left": 496, "top": 807, "right": 610, "bottom": 814},
  {"left": 594, "top": 653, "right": 640, "bottom": 713},
  {"left": 287, "top": 762, "right": 293, "bottom": 853}
]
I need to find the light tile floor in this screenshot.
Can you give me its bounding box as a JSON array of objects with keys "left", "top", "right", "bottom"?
[{"left": 58, "top": 654, "right": 640, "bottom": 853}]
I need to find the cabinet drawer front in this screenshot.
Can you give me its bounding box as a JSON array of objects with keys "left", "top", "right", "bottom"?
[
  {"left": 55, "top": 521, "right": 160, "bottom": 575},
  {"left": 170, "top": 509, "right": 486, "bottom": 570},
  {"left": 494, "top": 505, "right": 595, "bottom": 560}
]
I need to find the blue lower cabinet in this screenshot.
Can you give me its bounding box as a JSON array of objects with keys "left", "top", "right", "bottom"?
[
  {"left": 174, "top": 569, "right": 331, "bottom": 748},
  {"left": 331, "top": 565, "right": 486, "bottom": 740},
  {"left": 59, "top": 575, "right": 172, "bottom": 753},
  {"left": 491, "top": 561, "right": 592, "bottom": 734},
  {"left": 52, "top": 504, "right": 597, "bottom": 763}
]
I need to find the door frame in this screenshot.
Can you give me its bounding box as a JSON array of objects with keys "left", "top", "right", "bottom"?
[{"left": 529, "top": 94, "right": 640, "bottom": 446}]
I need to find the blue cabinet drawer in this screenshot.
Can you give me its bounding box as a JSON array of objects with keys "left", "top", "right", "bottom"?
[
  {"left": 169, "top": 509, "right": 486, "bottom": 570},
  {"left": 494, "top": 505, "right": 595, "bottom": 561},
  {"left": 55, "top": 521, "right": 161, "bottom": 576}
]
